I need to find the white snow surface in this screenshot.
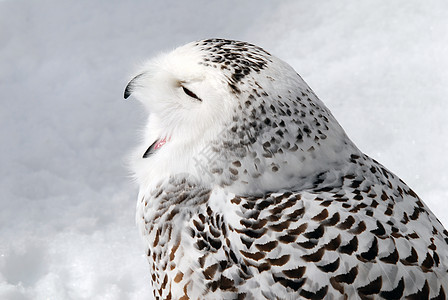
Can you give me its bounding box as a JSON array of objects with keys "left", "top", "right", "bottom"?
[{"left": 0, "top": 1, "right": 447, "bottom": 299}]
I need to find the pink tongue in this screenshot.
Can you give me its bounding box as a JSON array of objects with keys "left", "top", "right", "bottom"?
[{"left": 154, "top": 137, "right": 170, "bottom": 150}]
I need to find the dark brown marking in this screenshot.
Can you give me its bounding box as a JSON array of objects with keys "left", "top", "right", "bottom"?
[
  {"left": 429, "top": 242, "right": 437, "bottom": 251},
  {"left": 198, "top": 254, "right": 206, "bottom": 268},
  {"left": 325, "top": 234, "right": 342, "bottom": 251},
  {"left": 279, "top": 234, "right": 299, "bottom": 244},
  {"left": 242, "top": 201, "right": 256, "bottom": 210},
  {"left": 401, "top": 247, "right": 418, "bottom": 265},
  {"left": 166, "top": 207, "right": 180, "bottom": 221},
  {"left": 210, "top": 226, "right": 221, "bottom": 238},
  {"left": 431, "top": 286, "right": 446, "bottom": 300},
  {"left": 357, "top": 276, "right": 382, "bottom": 296},
  {"left": 237, "top": 293, "right": 246, "bottom": 300},
  {"left": 304, "top": 224, "right": 325, "bottom": 239},
  {"left": 235, "top": 228, "right": 267, "bottom": 239},
  {"left": 209, "top": 237, "right": 222, "bottom": 250},
  {"left": 331, "top": 266, "right": 358, "bottom": 284},
  {"left": 169, "top": 241, "right": 180, "bottom": 261},
  {"left": 232, "top": 161, "right": 241, "bottom": 167},
  {"left": 282, "top": 266, "right": 306, "bottom": 279},
  {"left": 267, "top": 254, "right": 290, "bottom": 266},
  {"left": 320, "top": 200, "right": 333, "bottom": 207},
  {"left": 240, "top": 250, "right": 265, "bottom": 261},
  {"left": 408, "top": 188, "right": 418, "bottom": 198},
  {"left": 240, "top": 218, "right": 268, "bottom": 230},
  {"left": 339, "top": 236, "right": 358, "bottom": 255},
  {"left": 410, "top": 207, "right": 421, "bottom": 220},
  {"left": 354, "top": 194, "right": 364, "bottom": 201},
  {"left": 358, "top": 237, "right": 378, "bottom": 261},
  {"left": 257, "top": 263, "right": 271, "bottom": 273},
  {"left": 350, "top": 221, "right": 367, "bottom": 235},
  {"left": 197, "top": 238, "right": 209, "bottom": 250},
  {"left": 231, "top": 197, "right": 242, "bottom": 205},
  {"left": 270, "top": 198, "right": 297, "bottom": 215},
  {"left": 330, "top": 277, "right": 344, "bottom": 295},
  {"left": 273, "top": 275, "right": 305, "bottom": 291},
  {"left": 193, "top": 219, "right": 204, "bottom": 232},
  {"left": 385, "top": 207, "right": 393, "bottom": 216},
  {"left": 240, "top": 237, "right": 253, "bottom": 249},
  {"left": 350, "top": 202, "right": 368, "bottom": 213},
  {"left": 301, "top": 247, "right": 325, "bottom": 262},
  {"left": 288, "top": 223, "right": 308, "bottom": 235},
  {"left": 206, "top": 206, "right": 213, "bottom": 216},
  {"left": 311, "top": 209, "right": 329, "bottom": 221},
  {"left": 370, "top": 221, "right": 386, "bottom": 236},
  {"left": 317, "top": 257, "right": 340, "bottom": 273},
  {"left": 433, "top": 252, "right": 440, "bottom": 267},
  {"left": 198, "top": 213, "right": 206, "bottom": 223},
  {"left": 380, "top": 247, "right": 399, "bottom": 264},
  {"left": 256, "top": 200, "right": 274, "bottom": 210},
  {"left": 153, "top": 229, "right": 161, "bottom": 247},
  {"left": 269, "top": 220, "right": 291, "bottom": 232},
  {"left": 229, "top": 168, "right": 238, "bottom": 175},
  {"left": 350, "top": 180, "right": 362, "bottom": 189},
  {"left": 298, "top": 240, "right": 317, "bottom": 249},
  {"left": 219, "top": 260, "right": 229, "bottom": 271},
  {"left": 255, "top": 240, "right": 278, "bottom": 252},
  {"left": 300, "top": 286, "right": 328, "bottom": 299},
  {"left": 174, "top": 271, "right": 183, "bottom": 283},
  {"left": 407, "top": 280, "right": 429, "bottom": 300},
  {"left": 338, "top": 216, "right": 355, "bottom": 230},
  {"left": 218, "top": 275, "right": 235, "bottom": 291},
  {"left": 322, "top": 212, "right": 340, "bottom": 226},
  {"left": 408, "top": 232, "right": 419, "bottom": 239},
  {"left": 421, "top": 252, "right": 434, "bottom": 271},
  {"left": 228, "top": 249, "right": 238, "bottom": 264},
  {"left": 161, "top": 274, "right": 168, "bottom": 290}
]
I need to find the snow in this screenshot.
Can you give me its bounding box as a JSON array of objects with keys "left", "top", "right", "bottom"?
[{"left": 0, "top": 0, "right": 447, "bottom": 299}]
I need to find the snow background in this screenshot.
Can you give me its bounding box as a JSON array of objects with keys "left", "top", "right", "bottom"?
[{"left": 0, "top": 0, "right": 447, "bottom": 299}]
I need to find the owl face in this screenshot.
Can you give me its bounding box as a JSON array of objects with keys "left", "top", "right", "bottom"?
[
  {"left": 125, "top": 42, "right": 247, "bottom": 190},
  {"left": 125, "top": 43, "right": 237, "bottom": 145}
]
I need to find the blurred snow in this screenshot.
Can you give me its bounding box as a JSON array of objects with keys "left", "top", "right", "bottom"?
[{"left": 0, "top": 0, "right": 447, "bottom": 299}]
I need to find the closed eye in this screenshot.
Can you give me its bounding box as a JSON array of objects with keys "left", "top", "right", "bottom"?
[{"left": 182, "top": 86, "right": 202, "bottom": 102}]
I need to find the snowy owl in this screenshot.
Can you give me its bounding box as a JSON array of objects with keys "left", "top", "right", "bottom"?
[{"left": 124, "top": 39, "right": 448, "bottom": 299}]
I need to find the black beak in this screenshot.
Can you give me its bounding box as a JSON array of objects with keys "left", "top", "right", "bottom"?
[
  {"left": 124, "top": 73, "right": 144, "bottom": 99},
  {"left": 124, "top": 82, "right": 133, "bottom": 99}
]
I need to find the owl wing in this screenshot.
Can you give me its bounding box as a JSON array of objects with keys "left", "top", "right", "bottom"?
[{"left": 188, "top": 183, "right": 448, "bottom": 299}]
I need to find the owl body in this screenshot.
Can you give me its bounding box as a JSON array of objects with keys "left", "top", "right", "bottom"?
[{"left": 126, "top": 39, "right": 448, "bottom": 299}]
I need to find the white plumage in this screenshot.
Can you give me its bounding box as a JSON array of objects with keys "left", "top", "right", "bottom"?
[{"left": 125, "top": 39, "right": 448, "bottom": 299}]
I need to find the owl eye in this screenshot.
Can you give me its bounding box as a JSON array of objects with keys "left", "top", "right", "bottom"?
[{"left": 182, "top": 86, "right": 202, "bottom": 102}]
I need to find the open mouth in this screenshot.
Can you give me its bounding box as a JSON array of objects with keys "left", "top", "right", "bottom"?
[{"left": 142, "top": 136, "right": 171, "bottom": 158}]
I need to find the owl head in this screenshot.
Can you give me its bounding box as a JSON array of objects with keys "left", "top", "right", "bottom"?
[{"left": 125, "top": 39, "right": 357, "bottom": 195}]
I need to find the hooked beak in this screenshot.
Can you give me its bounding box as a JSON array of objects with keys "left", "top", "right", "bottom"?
[{"left": 124, "top": 73, "right": 144, "bottom": 99}]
